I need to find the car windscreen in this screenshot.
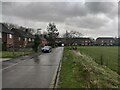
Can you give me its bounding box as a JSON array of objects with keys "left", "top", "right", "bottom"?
[{"left": 43, "top": 46, "right": 50, "bottom": 49}]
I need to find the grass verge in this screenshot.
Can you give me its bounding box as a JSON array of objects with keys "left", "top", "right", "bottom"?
[
  {"left": 58, "top": 47, "right": 119, "bottom": 88},
  {"left": 0, "top": 51, "right": 33, "bottom": 58}
]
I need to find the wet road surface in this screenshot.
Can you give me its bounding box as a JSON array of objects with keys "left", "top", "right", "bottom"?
[{"left": 2, "top": 47, "right": 64, "bottom": 88}]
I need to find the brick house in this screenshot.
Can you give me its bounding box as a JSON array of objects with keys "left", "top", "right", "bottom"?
[
  {"left": 25, "top": 29, "right": 35, "bottom": 48},
  {"left": 96, "top": 37, "right": 115, "bottom": 46},
  {"left": 74, "top": 38, "right": 95, "bottom": 46},
  {"left": 67, "top": 38, "right": 95, "bottom": 46},
  {"left": 0, "top": 23, "right": 14, "bottom": 51},
  {"left": 11, "top": 28, "right": 34, "bottom": 48}
]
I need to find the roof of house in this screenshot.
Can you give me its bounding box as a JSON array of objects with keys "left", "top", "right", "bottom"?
[
  {"left": 73, "top": 37, "right": 95, "bottom": 42},
  {"left": 29, "top": 33, "right": 35, "bottom": 38},
  {"left": 11, "top": 28, "right": 35, "bottom": 38},
  {"left": 56, "top": 37, "right": 95, "bottom": 42},
  {"left": 96, "top": 37, "right": 115, "bottom": 40},
  {"left": 26, "top": 31, "right": 35, "bottom": 38},
  {"left": 0, "top": 23, "right": 14, "bottom": 34}
]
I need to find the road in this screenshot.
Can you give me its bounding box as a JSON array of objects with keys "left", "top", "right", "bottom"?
[{"left": 2, "top": 47, "right": 64, "bottom": 88}]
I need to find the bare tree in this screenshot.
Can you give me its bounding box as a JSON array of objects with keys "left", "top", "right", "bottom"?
[
  {"left": 64, "top": 30, "right": 83, "bottom": 38},
  {"left": 47, "top": 23, "right": 59, "bottom": 47}
]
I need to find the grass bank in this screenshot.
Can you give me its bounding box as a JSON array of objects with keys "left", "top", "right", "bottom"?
[
  {"left": 58, "top": 47, "right": 119, "bottom": 88},
  {"left": 77, "top": 46, "right": 118, "bottom": 72}
]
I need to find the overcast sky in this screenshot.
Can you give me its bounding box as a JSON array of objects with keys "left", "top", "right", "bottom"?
[{"left": 1, "top": 0, "right": 119, "bottom": 38}]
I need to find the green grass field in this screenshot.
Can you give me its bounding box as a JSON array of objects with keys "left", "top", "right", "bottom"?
[
  {"left": 77, "top": 46, "right": 118, "bottom": 72},
  {"left": 59, "top": 46, "right": 119, "bottom": 88}
]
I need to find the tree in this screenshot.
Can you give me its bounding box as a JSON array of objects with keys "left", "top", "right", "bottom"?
[
  {"left": 63, "top": 30, "right": 83, "bottom": 38},
  {"left": 33, "top": 34, "right": 40, "bottom": 52},
  {"left": 47, "top": 23, "right": 59, "bottom": 47},
  {"left": 63, "top": 30, "right": 70, "bottom": 38}
]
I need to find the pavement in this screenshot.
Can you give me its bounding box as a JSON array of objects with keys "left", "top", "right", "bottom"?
[
  {"left": 0, "top": 58, "right": 11, "bottom": 62},
  {"left": 2, "top": 47, "right": 64, "bottom": 88}
]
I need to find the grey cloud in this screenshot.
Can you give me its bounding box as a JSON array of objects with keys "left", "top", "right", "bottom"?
[
  {"left": 2, "top": 2, "right": 88, "bottom": 22},
  {"left": 85, "top": 2, "right": 118, "bottom": 18},
  {"left": 2, "top": 2, "right": 117, "bottom": 22},
  {"left": 85, "top": 2, "right": 113, "bottom": 13},
  {"left": 1, "top": 2, "right": 118, "bottom": 38},
  {"left": 65, "top": 14, "right": 110, "bottom": 29}
]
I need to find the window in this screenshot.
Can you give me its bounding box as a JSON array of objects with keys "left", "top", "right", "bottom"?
[
  {"left": 18, "top": 37, "right": 21, "bottom": 41},
  {"left": 25, "top": 38, "right": 27, "bottom": 41},
  {"left": 110, "top": 40, "right": 113, "bottom": 42},
  {"left": 9, "top": 34, "right": 12, "bottom": 38},
  {"left": 29, "top": 38, "right": 31, "bottom": 41},
  {"left": 102, "top": 40, "right": 104, "bottom": 42},
  {"left": 85, "top": 40, "right": 88, "bottom": 42},
  {"left": 0, "top": 32, "right": 2, "bottom": 38},
  {"left": 32, "top": 39, "right": 34, "bottom": 41}
]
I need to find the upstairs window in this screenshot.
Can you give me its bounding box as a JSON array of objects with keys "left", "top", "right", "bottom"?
[
  {"left": 29, "top": 38, "right": 31, "bottom": 41},
  {"left": 18, "top": 37, "right": 21, "bottom": 41},
  {"left": 9, "top": 34, "right": 12, "bottom": 38},
  {"left": 25, "top": 38, "right": 27, "bottom": 41}
]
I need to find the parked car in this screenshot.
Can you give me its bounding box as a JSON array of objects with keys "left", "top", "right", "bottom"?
[{"left": 41, "top": 46, "right": 52, "bottom": 53}]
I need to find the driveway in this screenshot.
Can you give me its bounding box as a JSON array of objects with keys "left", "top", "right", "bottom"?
[{"left": 2, "top": 47, "right": 64, "bottom": 88}]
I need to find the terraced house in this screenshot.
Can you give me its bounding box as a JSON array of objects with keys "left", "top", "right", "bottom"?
[
  {"left": 0, "top": 23, "right": 35, "bottom": 51},
  {"left": 11, "top": 28, "right": 35, "bottom": 49},
  {"left": 56, "top": 37, "right": 95, "bottom": 46},
  {"left": 96, "top": 37, "right": 115, "bottom": 46},
  {"left": 55, "top": 37, "right": 120, "bottom": 46}
]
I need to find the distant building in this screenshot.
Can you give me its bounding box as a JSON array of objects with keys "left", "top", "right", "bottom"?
[
  {"left": 75, "top": 38, "right": 95, "bottom": 46},
  {"left": 55, "top": 38, "right": 65, "bottom": 46},
  {"left": 114, "top": 37, "right": 120, "bottom": 46},
  {"left": 55, "top": 37, "right": 95, "bottom": 46},
  {"left": 96, "top": 37, "right": 115, "bottom": 46}
]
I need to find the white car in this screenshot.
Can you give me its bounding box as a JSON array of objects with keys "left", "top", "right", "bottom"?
[{"left": 41, "top": 46, "right": 52, "bottom": 53}]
